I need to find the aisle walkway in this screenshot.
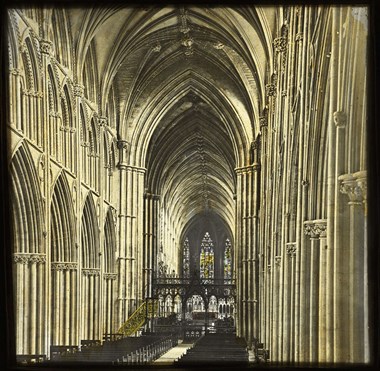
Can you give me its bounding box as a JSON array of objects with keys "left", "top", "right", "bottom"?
[
  {"left": 153, "top": 341, "right": 193, "bottom": 365},
  {"left": 175, "top": 333, "right": 249, "bottom": 366}
]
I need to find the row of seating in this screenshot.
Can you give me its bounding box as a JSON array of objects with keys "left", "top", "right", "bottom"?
[
  {"left": 48, "top": 333, "right": 177, "bottom": 364},
  {"left": 176, "top": 333, "right": 249, "bottom": 366},
  {"left": 116, "top": 336, "right": 177, "bottom": 365}
]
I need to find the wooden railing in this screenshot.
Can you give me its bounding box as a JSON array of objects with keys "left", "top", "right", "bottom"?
[{"left": 117, "top": 300, "right": 158, "bottom": 337}]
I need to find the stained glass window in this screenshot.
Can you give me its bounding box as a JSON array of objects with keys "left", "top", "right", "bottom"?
[
  {"left": 224, "top": 238, "right": 232, "bottom": 281},
  {"left": 200, "top": 232, "right": 214, "bottom": 282},
  {"left": 183, "top": 237, "right": 190, "bottom": 278}
]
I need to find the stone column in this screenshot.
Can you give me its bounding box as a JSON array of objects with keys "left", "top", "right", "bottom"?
[
  {"left": 304, "top": 220, "right": 327, "bottom": 363},
  {"left": 339, "top": 173, "right": 366, "bottom": 363},
  {"left": 144, "top": 194, "right": 160, "bottom": 302},
  {"left": 235, "top": 164, "right": 256, "bottom": 342},
  {"left": 355, "top": 171, "right": 369, "bottom": 363},
  {"left": 288, "top": 243, "right": 297, "bottom": 362},
  {"left": 117, "top": 140, "right": 129, "bottom": 325}
]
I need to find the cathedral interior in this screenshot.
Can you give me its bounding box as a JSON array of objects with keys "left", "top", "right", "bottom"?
[{"left": 4, "top": 4, "right": 373, "bottom": 367}]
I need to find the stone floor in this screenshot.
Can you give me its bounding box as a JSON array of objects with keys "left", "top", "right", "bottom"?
[{"left": 153, "top": 341, "right": 193, "bottom": 365}]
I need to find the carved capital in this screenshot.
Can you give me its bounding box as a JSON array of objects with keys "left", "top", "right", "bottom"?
[
  {"left": 13, "top": 254, "right": 29, "bottom": 265},
  {"left": 98, "top": 117, "right": 108, "bottom": 127},
  {"left": 274, "top": 256, "right": 282, "bottom": 266},
  {"left": 274, "top": 36, "right": 288, "bottom": 53},
  {"left": 40, "top": 40, "right": 53, "bottom": 55},
  {"left": 104, "top": 273, "right": 117, "bottom": 280},
  {"left": 14, "top": 253, "right": 46, "bottom": 265},
  {"left": 82, "top": 268, "right": 100, "bottom": 276},
  {"left": 296, "top": 32, "right": 304, "bottom": 43},
  {"left": 286, "top": 242, "right": 297, "bottom": 257},
  {"left": 304, "top": 219, "right": 327, "bottom": 239},
  {"left": 117, "top": 140, "right": 130, "bottom": 151},
  {"left": 354, "top": 171, "right": 367, "bottom": 201},
  {"left": 265, "top": 83, "right": 276, "bottom": 97},
  {"left": 29, "top": 254, "right": 47, "bottom": 264},
  {"left": 51, "top": 262, "right": 78, "bottom": 271},
  {"left": 339, "top": 173, "right": 364, "bottom": 203},
  {"left": 9, "top": 68, "right": 21, "bottom": 76},
  {"left": 259, "top": 115, "right": 268, "bottom": 128},
  {"left": 334, "top": 111, "right": 346, "bottom": 128},
  {"left": 73, "top": 84, "right": 85, "bottom": 97}
]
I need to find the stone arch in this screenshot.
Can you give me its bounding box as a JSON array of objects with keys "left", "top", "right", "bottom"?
[
  {"left": 50, "top": 172, "right": 78, "bottom": 347},
  {"left": 81, "top": 193, "right": 100, "bottom": 269},
  {"left": 50, "top": 172, "right": 77, "bottom": 262},
  {"left": 80, "top": 193, "right": 101, "bottom": 341},
  {"left": 103, "top": 208, "right": 117, "bottom": 335},
  {"left": 103, "top": 208, "right": 116, "bottom": 273},
  {"left": 10, "top": 142, "right": 46, "bottom": 355},
  {"left": 50, "top": 9, "right": 73, "bottom": 69},
  {"left": 10, "top": 142, "right": 44, "bottom": 254},
  {"left": 82, "top": 40, "right": 98, "bottom": 104}
]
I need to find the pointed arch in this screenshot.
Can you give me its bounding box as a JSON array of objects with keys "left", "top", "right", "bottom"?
[
  {"left": 89, "top": 117, "right": 98, "bottom": 155},
  {"left": 21, "top": 36, "right": 39, "bottom": 91},
  {"left": 80, "top": 193, "right": 101, "bottom": 341},
  {"left": 50, "top": 172, "right": 78, "bottom": 347},
  {"left": 50, "top": 9, "right": 73, "bottom": 69},
  {"left": 10, "top": 143, "right": 45, "bottom": 355},
  {"left": 104, "top": 208, "right": 116, "bottom": 273},
  {"left": 81, "top": 193, "right": 100, "bottom": 268},
  {"left": 102, "top": 208, "right": 117, "bottom": 336},
  {"left": 10, "top": 142, "right": 43, "bottom": 254},
  {"left": 50, "top": 172, "right": 76, "bottom": 262},
  {"left": 82, "top": 40, "right": 98, "bottom": 103}
]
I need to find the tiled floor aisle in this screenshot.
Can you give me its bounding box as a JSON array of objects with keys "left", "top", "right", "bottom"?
[{"left": 153, "top": 341, "right": 193, "bottom": 364}]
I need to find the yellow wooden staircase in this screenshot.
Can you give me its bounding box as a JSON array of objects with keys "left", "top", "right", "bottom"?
[{"left": 117, "top": 300, "right": 158, "bottom": 337}]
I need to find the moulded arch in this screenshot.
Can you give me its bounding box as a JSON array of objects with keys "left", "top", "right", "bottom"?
[
  {"left": 127, "top": 70, "right": 253, "bottom": 168},
  {"left": 9, "top": 142, "right": 44, "bottom": 254},
  {"left": 81, "top": 192, "right": 100, "bottom": 268},
  {"left": 103, "top": 208, "right": 116, "bottom": 273},
  {"left": 50, "top": 171, "right": 77, "bottom": 262}
]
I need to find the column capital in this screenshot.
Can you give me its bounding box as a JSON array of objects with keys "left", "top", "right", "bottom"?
[
  {"left": 73, "top": 84, "right": 85, "bottom": 97},
  {"left": 39, "top": 39, "right": 53, "bottom": 56},
  {"left": 235, "top": 164, "right": 260, "bottom": 175},
  {"left": 295, "top": 32, "right": 304, "bottom": 43},
  {"left": 304, "top": 219, "right": 327, "bottom": 239},
  {"left": 339, "top": 173, "right": 364, "bottom": 203},
  {"left": 259, "top": 115, "right": 268, "bottom": 128},
  {"left": 51, "top": 261, "right": 78, "bottom": 271},
  {"left": 286, "top": 242, "right": 297, "bottom": 257},
  {"left": 273, "top": 36, "right": 288, "bottom": 53},
  {"left": 97, "top": 116, "right": 108, "bottom": 127},
  {"left": 82, "top": 268, "right": 100, "bottom": 276},
  {"left": 117, "top": 139, "right": 130, "bottom": 151},
  {"left": 104, "top": 273, "right": 117, "bottom": 280},
  {"left": 274, "top": 256, "right": 282, "bottom": 266},
  {"left": 144, "top": 192, "right": 160, "bottom": 200},
  {"left": 353, "top": 170, "right": 367, "bottom": 201},
  {"left": 333, "top": 111, "right": 346, "bottom": 128},
  {"left": 13, "top": 253, "right": 46, "bottom": 265},
  {"left": 265, "top": 83, "right": 276, "bottom": 97}
]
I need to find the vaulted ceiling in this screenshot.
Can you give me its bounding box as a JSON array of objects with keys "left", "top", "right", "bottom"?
[{"left": 55, "top": 5, "right": 278, "bottom": 236}]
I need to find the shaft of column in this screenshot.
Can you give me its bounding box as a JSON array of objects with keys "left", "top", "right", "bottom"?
[
  {"left": 30, "top": 262, "right": 37, "bottom": 353},
  {"left": 319, "top": 237, "right": 327, "bottom": 363},
  {"left": 71, "top": 269, "right": 77, "bottom": 345},
  {"left": 309, "top": 237, "right": 319, "bottom": 363}
]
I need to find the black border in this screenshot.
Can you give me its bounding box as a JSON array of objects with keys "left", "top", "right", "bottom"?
[{"left": 1, "top": 1, "right": 379, "bottom": 371}]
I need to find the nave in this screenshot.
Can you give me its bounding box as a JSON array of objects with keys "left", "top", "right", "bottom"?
[{"left": 5, "top": 4, "right": 371, "bottom": 367}]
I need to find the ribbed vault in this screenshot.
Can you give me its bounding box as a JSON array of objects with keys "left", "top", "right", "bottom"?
[{"left": 145, "top": 89, "right": 236, "bottom": 240}]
